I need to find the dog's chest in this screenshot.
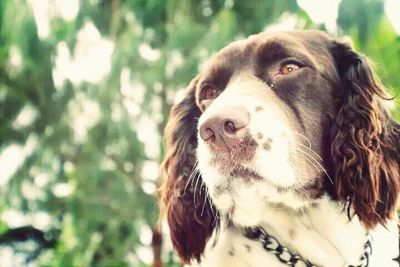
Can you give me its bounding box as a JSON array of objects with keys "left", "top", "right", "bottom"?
[{"left": 189, "top": 199, "right": 399, "bottom": 267}]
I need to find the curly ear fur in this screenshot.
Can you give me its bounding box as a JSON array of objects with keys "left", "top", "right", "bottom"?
[
  {"left": 159, "top": 78, "right": 218, "bottom": 264},
  {"left": 331, "top": 40, "right": 400, "bottom": 229}
]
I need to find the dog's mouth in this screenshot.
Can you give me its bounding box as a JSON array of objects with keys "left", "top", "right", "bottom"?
[
  {"left": 229, "top": 166, "right": 263, "bottom": 181},
  {"left": 212, "top": 166, "right": 263, "bottom": 196},
  {"left": 209, "top": 156, "right": 263, "bottom": 182}
]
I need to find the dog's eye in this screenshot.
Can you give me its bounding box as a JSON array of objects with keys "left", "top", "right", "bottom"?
[
  {"left": 202, "top": 85, "right": 219, "bottom": 100},
  {"left": 280, "top": 63, "right": 300, "bottom": 74}
]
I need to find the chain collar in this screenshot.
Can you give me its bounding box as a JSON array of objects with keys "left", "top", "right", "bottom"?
[{"left": 244, "top": 227, "right": 372, "bottom": 267}]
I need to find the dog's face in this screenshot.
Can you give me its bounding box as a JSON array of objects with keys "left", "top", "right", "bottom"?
[
  {"left": 160, "top": 30, "right": 400, "bottom": 263},
  {"left": 195, "top": 32, "right": 338, "bottom": 225}
]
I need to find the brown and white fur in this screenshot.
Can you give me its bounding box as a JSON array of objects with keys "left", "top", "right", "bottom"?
[{"left": 159, "top": 30, "right": 400, "bottom": 267}]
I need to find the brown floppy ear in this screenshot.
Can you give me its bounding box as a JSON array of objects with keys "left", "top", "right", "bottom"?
[
  {"left": 159, "top": 77, "right": 218, "bottom": 264},
  {"left": 330, "top": 39, "right": 400, "bottom": 229}
]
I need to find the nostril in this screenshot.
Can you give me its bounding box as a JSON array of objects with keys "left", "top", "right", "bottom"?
[
  {"left": 204, "top": 128, "right": 215, "bottom": 140},
  {"left": 200, "top": 125, "right": 215, "bottom": 141},
  {"left": 224, "top": 120, "right": 236, "bottom": 134}
]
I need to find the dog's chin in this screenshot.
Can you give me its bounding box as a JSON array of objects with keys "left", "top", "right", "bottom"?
[
  {"left": 211, "top": 187, "right": 267, "bottom": 227},
  {"left": 211, "top": 161, "right": 298, "bottom": 192},
  {"left": 213, "top": 187, "right": 312, "bottom": 227},
  {"left": 212, "top": 187, "right": 289, "bottom": 227},
  {"left": 206, "top": 164, "right": 318, "bottom": 227}
]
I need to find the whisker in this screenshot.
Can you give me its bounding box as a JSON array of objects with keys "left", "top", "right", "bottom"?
[
  {"left": 183, "top": 161, "right": 199, "bottom": 195},
  {"left": 293, "top": 149, "right": 320, "bottom": 173},
  {"left": 201, "top": 186, "right": 218, "bottom": 225},
  {"left": 204, "top": 186, "right": 218, "bottom": 222},
  {"left": 184, "top": 163, "right": 218, "bottom": 221},
  {"left": 293, "top": 132, "right": 312, "bottom": 149},
  {"left": 292, "top": 132, "right": 324, "bottom": 163},
  {"left": 201, "top": 184, "right": 208, "bottom": 216},
  {"left": 297, "top": 143, "right": 324, "bottom": 161},
  {"left": 294, "top": 148, "right": 333, "bottom": 185},
  {"left": 193, "top": 171, "right": 202, "bottom": 206},
  {"left": 190, "top": 165, "right": 200, "bottom": 188},
  {"left": 212, "top": 206, "right": 219, "bottom": 227}
]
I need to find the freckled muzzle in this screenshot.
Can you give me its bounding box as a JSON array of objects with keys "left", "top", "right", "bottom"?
[
  {"left": 209, "top": 133, "right": 258, "bottom": 165},
  {"left": 198, "top": 104, "right": 258, "bottom": 169},
  {"left": 199, "top": 105, "right": 250, "bottom": 152}
]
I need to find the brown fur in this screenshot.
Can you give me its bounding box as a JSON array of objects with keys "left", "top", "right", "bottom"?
[
  {"left": 159, "top": 77, "right": 219, "bottom": 263},
  {"left": 330, "top": 40, "right": 400, "bottom": 228}
]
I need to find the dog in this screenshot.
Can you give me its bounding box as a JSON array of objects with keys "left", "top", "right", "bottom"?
[{"left": 160, "top": 30, "right": 400, "bottom": 267}]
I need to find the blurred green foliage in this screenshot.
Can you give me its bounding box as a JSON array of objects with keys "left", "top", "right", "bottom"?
[{"left": 0, "top": 0, "right": 399, "bottom": 266}]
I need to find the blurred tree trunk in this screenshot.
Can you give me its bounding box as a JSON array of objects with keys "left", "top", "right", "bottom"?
[{"left": 152, "top": 228, "right": 163, "bottom": 267}]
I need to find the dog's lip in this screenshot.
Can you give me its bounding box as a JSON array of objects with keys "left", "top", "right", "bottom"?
[{"left": 230, "top": 166, "right": 263, "bottom": 180}]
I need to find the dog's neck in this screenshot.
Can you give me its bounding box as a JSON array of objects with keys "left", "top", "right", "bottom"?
[{"left": 198, "top": 195, "right": 398, "bottom": 267}]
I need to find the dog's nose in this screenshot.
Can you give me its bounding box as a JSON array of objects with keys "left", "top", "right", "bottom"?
[{"left": 199, "top": 106, "right": 249, "bottom": 151}]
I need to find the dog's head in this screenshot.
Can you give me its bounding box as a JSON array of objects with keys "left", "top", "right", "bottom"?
[{"left": 160, "top": 30, "right": 400, "bottom": 263}]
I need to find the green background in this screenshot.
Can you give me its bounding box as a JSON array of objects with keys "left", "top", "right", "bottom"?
[{"left": 0, "top": 0, "right": 399, "bottom": 266}]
